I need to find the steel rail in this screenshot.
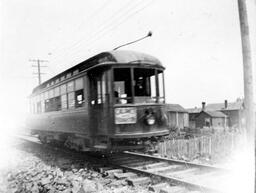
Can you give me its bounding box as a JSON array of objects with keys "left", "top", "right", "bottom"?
[
  {"left": 112, "top": 163, "right": 222, "bottom": 193},
  {"left": 123, "top": 151, "right": 229, "bottom": 172},
  {"left": 108, "top": 151, "right": 229, "bottom": 193},
  {"left": 17, "top": 135, "right": 226, "bottom": 192}
]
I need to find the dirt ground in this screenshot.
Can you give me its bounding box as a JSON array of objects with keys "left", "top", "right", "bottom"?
[{"left": 0, "top": 138, "right": 149, "bottom": 193}]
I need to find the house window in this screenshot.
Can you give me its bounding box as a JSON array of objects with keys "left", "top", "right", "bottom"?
[{"left": 205, "top": 118, "right": 211, "bottom": 127}]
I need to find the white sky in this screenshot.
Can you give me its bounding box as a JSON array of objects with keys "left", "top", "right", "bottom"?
[{"left": 0, "top": 0, "right": 255, "bottom": 122}]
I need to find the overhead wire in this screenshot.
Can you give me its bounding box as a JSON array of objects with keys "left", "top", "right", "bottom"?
[
  {"left": 49, "top": 0, "right": 132, "bottom": 62},
  {"left": 50, "top": 0, "right": 147, "bottom": 65},
  {"left": 46, "top": 0, "right": 113, "bottom": 77},
  {"left": 69, "top": 0, "right": 155, "bottom": 64},
  {"left": 48, "top": 0, "right": 111, "bottom": 57}
]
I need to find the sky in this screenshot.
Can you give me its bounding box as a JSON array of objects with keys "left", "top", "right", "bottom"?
[{"left": 0, "top": 0, "right": 256, "bottom": 128}]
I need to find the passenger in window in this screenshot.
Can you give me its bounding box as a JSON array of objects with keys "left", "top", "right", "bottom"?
[{"left": 114, "top": 91, "right": 119, "bottom": 103}]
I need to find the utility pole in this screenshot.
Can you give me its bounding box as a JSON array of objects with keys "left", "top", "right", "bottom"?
[
  {"left": 29, "top": 59, "right": 48, "bottom": 85},
  {"left": 237, "top": 1, "right": 255, "bottom": 191},
  {"left": 237, "top": 0, "right": 255, "bottom": 143},
  {"left": 237, "top": 0, "right": 255, "bottom": 174}
]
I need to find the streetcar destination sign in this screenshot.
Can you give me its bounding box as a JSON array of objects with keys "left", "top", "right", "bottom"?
[{"left": 115, "top": 107, "right": 137, "bottom": 124}]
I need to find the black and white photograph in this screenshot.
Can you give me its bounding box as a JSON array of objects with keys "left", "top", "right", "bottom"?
[{"left": 0, "top": 0, "right": 255, "bottom": 192}]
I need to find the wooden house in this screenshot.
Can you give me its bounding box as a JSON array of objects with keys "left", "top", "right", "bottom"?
[
  {"left": 165, "top": 104, "right": 189, "bottom": 131},
  {"left": 195, "top": 111, "right": 228, "bottom": 129}
]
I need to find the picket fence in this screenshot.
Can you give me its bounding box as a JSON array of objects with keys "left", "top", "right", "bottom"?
[{"left": 157, "top": 132, "right": 244, "bottom": 160}]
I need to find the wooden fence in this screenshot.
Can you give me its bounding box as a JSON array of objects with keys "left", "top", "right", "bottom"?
[{"left": 157, "top": 132, "right": 244, "bottom": 161}]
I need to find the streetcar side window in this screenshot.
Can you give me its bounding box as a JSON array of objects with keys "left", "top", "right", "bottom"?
[
  {"left": 75, "top": 78, "right": 84, "bottom": 108},
  {"left": 60, "top": 84, "right": 67, "bottom": 95},
  {"left": 75, "top": 89, "right": 84, "bottom": 107},
  {"left": 32, "top": 97, "right": 36, "bottom": 114},
  {"left": 37, "top": 101, "right": 41, "bottom": 113},
  {"left": 67, "top": 81, "right": 74, "bottom": 92},
  {"left": 68, "top": 92, "right": 75, "bottom": 108},
  {"left": 41, "top": 93, "right": 45, "bottom": 112},
  {"left": 48, "top": 89, "right": 55, "bottom": 112},
  {"left": 60, "top": 84, "right": 67, "bottom": 110},
  {"left": 54, "top": 86, "right": 60, "bottom": 97},
  {"left": 53, "top": 86, "right": 61, "bottom": 111},
  {"left": 45, "top": 99, "right": 50, "bottom": 112},
  {"left": 49, "top": 89, "right": 54, "bottom": 98},
  {"left": 67, "top": 81, "right": 75, "bottom": 109},
  {"left": 44, "top": 91, "right": 50, "bottom": 112},
  {"left": 61, "top": 94, "right": 68, "bottom": 110},
  {"left": 75, "top": 78, "right": 83, "bottom": 90},
  {"left": 54, "top": 96, "right": 61, "bottom": 111}
]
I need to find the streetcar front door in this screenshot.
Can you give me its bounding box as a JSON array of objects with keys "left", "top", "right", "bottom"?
[{"left": 88, "top": 69, "right": 110, "bottom": 147}]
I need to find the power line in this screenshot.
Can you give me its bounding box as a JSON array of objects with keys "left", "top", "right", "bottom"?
[
  {"left": 29, "top": 59, "right": 48, "bottom": 85},
  {"left": 68, "top": 0, "right": 155, "bottom": 63},
  {"left": 50, "top": 0, "right": 147, "bottom": 64},
  {"left": 48, "top": 0, "right": 112, "bottom": 56}
]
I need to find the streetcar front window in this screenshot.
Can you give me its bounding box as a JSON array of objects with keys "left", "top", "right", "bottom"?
[
  {"left": 114, "top": 68, "right": 132, "bottom": 104},
  {"left": 158, "top": 70, "right": 165, "bottom": 103},
  {"left": 134, "top": 68, "right": 156, "bottom": 97},
  {"left": 113, "top": 68, "right": 165, "bottom": 104}
]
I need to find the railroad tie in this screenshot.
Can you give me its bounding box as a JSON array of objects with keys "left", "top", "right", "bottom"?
[
  {"left": 114, "top": 172, "right": 137, "bottom": 180},
  {"left": 148, "top": 183, "right": 169, "bottom": 193},
  {"left": 127, "top": 177, "right": 151, "bottom": 186},
  {"left": 159, "top": 186, "right": 186, "bottom": 193},
  {"left": 105, "top": 169, "right": 123, "bottom": 178}
]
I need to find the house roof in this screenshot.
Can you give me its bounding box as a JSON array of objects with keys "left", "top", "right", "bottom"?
[
  {"left": 186, "top": 100, "right": 244, "bottom": 113},
  {"left": 203, "top": 111, "right": 228, "bottom": 118},
  {"left": 165, "top": 104, "right": 188, "bottom": 113},
  {"left": 206, "top": 101, "right": 243, "bottom": 111},
  {"left": 186, "top": 107, "right": 201, "bottom": 113}
]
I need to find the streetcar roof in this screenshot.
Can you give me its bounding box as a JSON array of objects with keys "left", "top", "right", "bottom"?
[{"left": 32, "top": 50, "right": 164, "bottom": 94}]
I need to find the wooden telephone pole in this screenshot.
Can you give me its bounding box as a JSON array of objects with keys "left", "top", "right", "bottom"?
[
  {"left": 237, "top": 0, "right": 255, "bottom": 144},
  {"left": 237, "top": 1, "right": 255, "bottom": 191}
]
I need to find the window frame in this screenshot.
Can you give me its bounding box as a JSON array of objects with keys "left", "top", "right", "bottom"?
[{"left": 112, "top": 66, "right": 165, "bottom": 104}]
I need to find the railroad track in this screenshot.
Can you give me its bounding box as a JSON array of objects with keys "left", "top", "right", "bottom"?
[
  {"left": 105, "top": 151, "right": 231, "bottom": 193},
  {"left": 17, "top": 134, "right": 230, "bottom": 193}
]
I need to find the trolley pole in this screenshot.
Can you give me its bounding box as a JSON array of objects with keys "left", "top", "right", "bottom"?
[
  {"left": 237, "top": 0, "right": 255, "bottom": 144},
  {"left": 113, "top": 31, "right": 152, "bottom": 50},
  {"left": 30, "top": 59, "right": 48, "bottom": 85}
]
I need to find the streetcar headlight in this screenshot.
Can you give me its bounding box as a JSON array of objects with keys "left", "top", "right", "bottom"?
[{"left": 146, "top": 115, "right": 156, "bottom": 125}]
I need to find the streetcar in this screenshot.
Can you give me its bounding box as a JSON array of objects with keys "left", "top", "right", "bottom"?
[{"left": 27, "top": 50, "right": 169, "bottom": 151}]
